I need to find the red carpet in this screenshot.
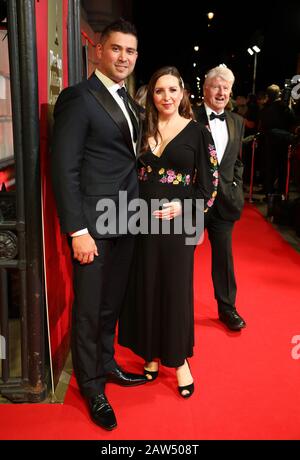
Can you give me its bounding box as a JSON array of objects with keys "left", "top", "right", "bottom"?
[{"left": 1, "top": 204, "right": 300, "bottom": 440}]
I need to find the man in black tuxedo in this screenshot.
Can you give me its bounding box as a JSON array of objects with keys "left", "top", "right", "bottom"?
[
  {"left": 51, "top": 19, "right": 147, "bottom": 431},
  {"left": 195, "top": 65, "right": 246, "bottom": 331}
]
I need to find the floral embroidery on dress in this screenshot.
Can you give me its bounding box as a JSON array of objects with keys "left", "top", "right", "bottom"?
[
  {"left": 158, "top": 168, "right": 191, "bottom": 186},
  {"left": 138, "top": 166, "right": 152, "bottom": 181},
  {"left": 204, "top": 143, "right": 219, "bottom": 212},
  {"left": 138, "top": 166, "right": 191, "bottom": 186}
]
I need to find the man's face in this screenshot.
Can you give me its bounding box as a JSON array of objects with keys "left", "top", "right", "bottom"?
[
  {"left": 203, "top": 76, "right": 232, "bottom": 113},
  {"left": 96, "top": 31, "right": 138, "bottom": 84}
]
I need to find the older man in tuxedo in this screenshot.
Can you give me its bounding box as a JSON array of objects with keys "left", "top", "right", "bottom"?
[
  {"left": 51, "top": 19, "right": 147, "bottom": 431},
  {"left": 195, "top": 66, "right": 246, "bottom": 331}
]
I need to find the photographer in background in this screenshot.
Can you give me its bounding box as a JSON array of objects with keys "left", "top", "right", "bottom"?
[{"left": 259, "top": 84, "right": 296, "bottom": 200}]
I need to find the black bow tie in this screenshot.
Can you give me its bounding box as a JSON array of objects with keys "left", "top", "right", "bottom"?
[
  {"left": 117, "top": 87, "right": 138, "bottom": 142},
  {"left": 209, "top": 112, "right": 226, "bottom": 121}
]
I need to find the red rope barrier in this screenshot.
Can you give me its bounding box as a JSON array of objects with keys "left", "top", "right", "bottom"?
[
  {"left": 81, "top": 30, "right": 96, "bottom": 47},
  {"left": 285, "top": 144, "right": 292, "bottom": 199},
  {"left": 248, "top": 137, "right": 257, "bottom": 203}
]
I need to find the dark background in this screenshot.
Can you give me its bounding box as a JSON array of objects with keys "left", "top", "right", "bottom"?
[{"left": 132, "top": 0, "right": 300, "bottom": 98}]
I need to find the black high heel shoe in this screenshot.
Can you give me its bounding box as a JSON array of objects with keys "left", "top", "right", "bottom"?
[
  {"left": 178, "top": 382, "right": 194, "bottom": 398},
  {"left": 143, "top": 368, "right": 158, "bottom": 381},
  {"left": 177, "top": 360, "right": 194, "bottom": 398},
  {"left": 143, "top": 362, "right": 159, "bottom": 381}
]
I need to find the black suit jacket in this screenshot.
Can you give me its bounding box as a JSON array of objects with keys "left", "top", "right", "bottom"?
[
  {"left": 51, "top": 73, "right": 142, "bottom": 238},
  {"left": 195, "top": 104, "right": 245, "bottom": 221}
]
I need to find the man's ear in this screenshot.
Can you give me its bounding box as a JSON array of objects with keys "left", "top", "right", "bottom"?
[{"left": 96, "top": 43, "right": 102, "bottom": 59}]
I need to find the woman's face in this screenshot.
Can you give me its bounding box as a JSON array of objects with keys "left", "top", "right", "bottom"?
[{"left": 153, "top": 75, "right": 183, "bottom": 117}]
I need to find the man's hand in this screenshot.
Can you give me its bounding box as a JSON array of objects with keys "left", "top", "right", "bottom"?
[
  {"left": 72, "top": 233, "right": 99, "bottom": 264},
  {"left": 152, "top": 201, "right": 182, "bottom": 220}
]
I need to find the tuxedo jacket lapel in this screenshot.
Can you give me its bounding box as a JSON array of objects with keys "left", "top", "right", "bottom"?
[
  {"left": 127, "top": 92, "right": 140, "bottom": 119},
  {"left": 197, "top": 105, "right": 209, "bottom": 126},
  {"left": 87, "top": 74, "right": 136, "bottom": 156},
  {"left": 196, "top": 104, "right": 234, "bottom": 165},
  {"left": 221, "top": 112, "right": 235, "bottom": 163},
  {"left": 127, "top": 92, "right": 144, "bottom": 156}
]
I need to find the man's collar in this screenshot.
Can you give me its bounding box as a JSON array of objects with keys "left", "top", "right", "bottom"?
[
  {"left": 95, "top": 69, "right": 124, "bottom": 93},
  {"left": 204, "top": 103, "right": 224, "bottom": 116}
]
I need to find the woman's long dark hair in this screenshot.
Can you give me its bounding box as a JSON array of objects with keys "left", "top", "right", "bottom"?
[{"left": 141, "top": 66, "right": 194, "bottom": 153}]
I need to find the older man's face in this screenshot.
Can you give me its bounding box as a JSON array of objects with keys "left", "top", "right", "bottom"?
[{"left": 203, "top": 77, "right": 232, "bottom": 113}]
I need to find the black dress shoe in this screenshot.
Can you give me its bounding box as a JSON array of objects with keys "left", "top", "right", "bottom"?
[
  {"left": 88, "top": 393, "right": 117, "bottom": 430},
  {"left": 219, "top": 309, "right": 246, "bottom": 331},
  {"left": 106, "top": 366, "right": 148, "bottom": 386}
]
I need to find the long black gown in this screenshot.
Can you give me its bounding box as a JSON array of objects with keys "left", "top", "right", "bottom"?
[{"left": 118, "top": 120, "right": 218, "bottom": 367}]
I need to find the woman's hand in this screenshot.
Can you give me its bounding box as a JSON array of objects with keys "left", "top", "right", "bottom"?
[{"left": 152, "top": 201, "right": 182, "bottom": 220}]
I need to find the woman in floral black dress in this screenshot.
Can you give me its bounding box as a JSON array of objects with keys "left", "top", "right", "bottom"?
[{"left": 118, "top": 67, "right": 218, "bottom": 397}]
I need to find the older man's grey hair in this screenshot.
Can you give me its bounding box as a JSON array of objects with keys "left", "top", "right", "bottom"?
[{"left": 205, "top": 66, "right": 235, "bottom": 86}]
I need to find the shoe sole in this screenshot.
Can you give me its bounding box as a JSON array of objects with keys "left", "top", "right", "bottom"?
[
  {"left": 219, "top": 319, "right": 246, "bottom": 331},
  {"left": 106, "top": 379, "right": 148, "bottom": 387},
  {"left": 92, "top": 419, "right": 117, "bottom": 430}
]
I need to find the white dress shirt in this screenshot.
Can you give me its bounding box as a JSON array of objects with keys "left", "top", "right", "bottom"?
[{"left": 205, "top": 103, "right": 228, "bottom": 164}]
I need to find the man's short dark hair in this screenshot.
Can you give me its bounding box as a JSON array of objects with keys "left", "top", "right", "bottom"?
[{"left": 100, "top": 18, "right": 137, "bottom": 44}]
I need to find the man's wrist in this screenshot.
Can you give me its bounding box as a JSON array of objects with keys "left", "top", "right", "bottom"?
[{"left": 70, "top": 228, "right": 89, "bottom": 237}]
